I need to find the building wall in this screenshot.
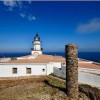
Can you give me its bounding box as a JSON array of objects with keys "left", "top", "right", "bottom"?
[
  {"left": 34, "top": 45, "right": 41, "bottom": 50},
  {"left": 0, "top": 62, "right": 62, "bottom": 77},
  {"left": 33, "top": 41, "right": 41, "bottom": 50},
  {"left": 52, "top": 62, "right": 62, "bottom": 68},
  {"left": 46, "top": 63, "right": 53, "bottom": 75},
  {"left": 0, "top": 64, "right": 47, "bottom": 77}
]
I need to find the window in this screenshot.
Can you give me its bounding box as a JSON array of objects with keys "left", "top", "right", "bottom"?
[
  {"left": 26, "top": 68, "right": 31, "bottom": 74},
  {"left": 12, "top": 68, "right": 17, "bottom": 74},
  {"left": 42, "top": 69, "right": 45, "bottom": 72}
]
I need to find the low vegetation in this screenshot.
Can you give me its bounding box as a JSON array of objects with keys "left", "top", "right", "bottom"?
[
  {"left": 11, "top": 57, "right": 17, "bottom": 60},
  {"left": 79, "top": 84, "right": 100, "bottom": 100},
  {"left": 0, "top": 76, "right": 99, "bottom": 100}
]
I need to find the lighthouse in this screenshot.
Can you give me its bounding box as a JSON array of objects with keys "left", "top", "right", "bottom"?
[{"left": 31, "top": 33, "right": 43, "bottom": 55}]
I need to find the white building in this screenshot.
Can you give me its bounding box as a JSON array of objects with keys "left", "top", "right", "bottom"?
[
  {"left": 0, "top": 33, "right": 65, "bottom": 77},
  {"left": 0, "top": 33, "right": 100, "bottom": 88}
]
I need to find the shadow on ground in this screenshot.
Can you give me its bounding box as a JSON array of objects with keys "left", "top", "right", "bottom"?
[{"left": 43, "top": 80, "right": 66, "bottom": 92}]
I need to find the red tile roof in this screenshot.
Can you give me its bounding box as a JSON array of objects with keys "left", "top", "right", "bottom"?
[
  {"left": 0, "top": 54, "right": 100, "bottom": 70},
  {"left": 78, "top": 63, "right": 100, "bottom": 70},
  {"left": 6, "top": 54, "right": 65, "bottom": 63}
]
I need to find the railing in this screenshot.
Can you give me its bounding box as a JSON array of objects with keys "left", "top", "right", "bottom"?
[{"left": 31, "top": 48, "right": 43, "bottom": 51}]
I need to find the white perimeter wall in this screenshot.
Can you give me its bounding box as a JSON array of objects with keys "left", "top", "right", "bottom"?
[
  {"left": 53, "top": 66, "right": 100, "bottom": 87},
  {"left": 0, "top": 64, "right": 47, "bottom": 77},
  {"left": 47, "top": 62, "right": 62, "bottom": 75},
  {"left": 53, "top": 66, "right": 66, "bottom": 78}
]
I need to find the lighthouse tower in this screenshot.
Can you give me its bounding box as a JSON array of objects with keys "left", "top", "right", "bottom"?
[{"left": 31, "top": 33, "right": 43, "bottom": 55}]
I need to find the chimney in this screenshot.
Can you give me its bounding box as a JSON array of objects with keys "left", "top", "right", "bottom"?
[{"left": 65, "top": 44, "right": 78, "bottom": 100}]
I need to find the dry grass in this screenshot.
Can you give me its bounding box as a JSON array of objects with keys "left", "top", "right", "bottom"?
[
  {"left": 0, "top": 76, "right": 99, "bottom": 100},
  {"left": 79, "top": 84, "right": 100, "bottom": 100},
  {"left": 0, "top": 76, "right": 67, "bottom": 100}
]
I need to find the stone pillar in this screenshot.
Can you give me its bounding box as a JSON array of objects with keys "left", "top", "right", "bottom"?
[{"left": 65, "top": 44, "right": 78, "bottom": 100}]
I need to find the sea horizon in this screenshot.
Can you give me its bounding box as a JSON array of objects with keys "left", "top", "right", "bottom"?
[{"left": 0, "top": 51, "right": 100, "bottom": 62}]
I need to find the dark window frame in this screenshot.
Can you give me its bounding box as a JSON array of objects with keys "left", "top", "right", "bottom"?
[
  {"left": 26, "top": 68, "right": 31, "bottom": 74},
  {"left": 12, "top": 68, "right": 17, "bottom": 74}
]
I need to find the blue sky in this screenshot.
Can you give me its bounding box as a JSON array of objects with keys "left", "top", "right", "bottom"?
[{"left": 0, "top": 1, "right": 100, "bottom": 53}]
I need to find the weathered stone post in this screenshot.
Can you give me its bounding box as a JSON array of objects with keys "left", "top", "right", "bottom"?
[{"left": 65, "top": 44, "right": 78, "bottom": 100}]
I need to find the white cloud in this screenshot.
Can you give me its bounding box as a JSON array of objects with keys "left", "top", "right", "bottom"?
[
  {"left": 3, "top": 1, "right": 36, "bottom": 22},
  {"left": 4, "top": 0, "right": 17, "bottom": 7},
  {"left": 77, "top": 18, "right": 100, "bottom": 34},
  {"left": 3, "top": 0, "right": 31, "bottom": 11},
  {"left": 3, "top": 0, "right": 17, "bottom": 11},
  {"left": 28, "top": 15, "right": 36, "bottom": 21},
  {"left": 20, "top": 13, "right": 25, "bottom": 18}
]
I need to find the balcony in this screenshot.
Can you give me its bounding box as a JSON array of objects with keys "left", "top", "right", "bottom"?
[{"left": 31, "top": 48, "right": 43, "bottom": 51}]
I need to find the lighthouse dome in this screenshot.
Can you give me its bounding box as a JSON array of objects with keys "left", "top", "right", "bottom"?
[{"left": 34, "top": 33, "right": 40, "bottom": 41}]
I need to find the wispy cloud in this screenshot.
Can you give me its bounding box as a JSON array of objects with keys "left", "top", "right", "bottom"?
[
  {"left": 28, "top": 1, "right": 31, "bottom": 4},
  {"left": 28, "top": 15, "right": 36, "bottom": 21},
  {"left": 3, "top": 0, "right": 36, "bottom": 21},
  {"left": 20, "top": 13, "right": 36, "bottom": 21},
  {"left": 20, "top": 13, "right": 26, "bottom": 18},
  {"left": 76, "top": 18, "right": 100, "bottom": 34}
]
